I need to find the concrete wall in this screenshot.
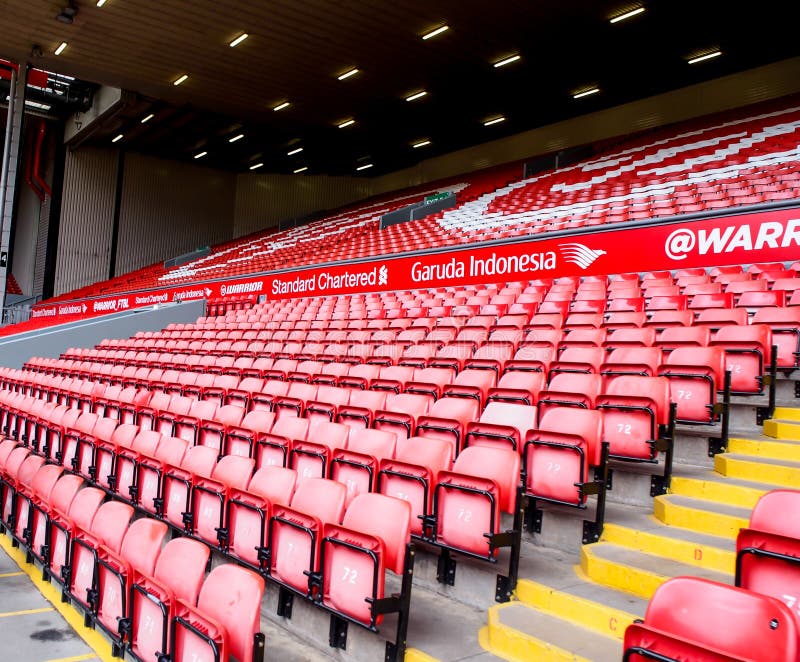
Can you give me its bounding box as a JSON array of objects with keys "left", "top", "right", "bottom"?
[
  {"left": 233, "top": 173, "right": 371, "bottom": 238},
  {"left": 115, "top": 153, "right": 236, "bottom": 275},
  {"left": 54, "top": 147, "right": 118, "bottom": 295}
]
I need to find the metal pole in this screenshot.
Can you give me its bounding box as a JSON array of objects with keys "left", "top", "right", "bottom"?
[{"left": 0, "top": 66, "right": 17, "bottom": 231}]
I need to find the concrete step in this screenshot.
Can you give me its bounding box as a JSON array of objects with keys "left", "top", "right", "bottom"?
[
  {"left": 763, "top": 418, "right": 800, "bottom": 440},
  {"left": 480, "top": 545, "right": 642, "bottom": 661},
  {"left": 772, "top": 407, "right": 800, "bottom": 422},
  {"left": 714, "top": 452, "right": 800, "bottom": 487},
  {"left": 669, "top": 470, "right": 771, "bottom": 509},
  {"left": 653, "top": 493, "right": 751, "bottom": 539},
  {"left": 515, "top": 578, "right": 643, "bottom": 642},
  {"left": 581, "top": 542, "right": 733, "bottom": 600},
  {"left": 728, "top": 435, "right": 800, "bottom": 461},
  {"left": 602, "top": 522, "right": 734, "bottom": 575},
  {"left": 484, "top": 602, "right": 622, "bottom": 662}
]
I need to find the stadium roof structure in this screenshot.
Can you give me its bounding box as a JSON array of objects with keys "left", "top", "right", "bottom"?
[{"left": 1, "top": 0, "right": 799, "bottom": 175}]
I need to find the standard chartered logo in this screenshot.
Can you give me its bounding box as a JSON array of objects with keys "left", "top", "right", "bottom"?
[{"left": 378, "top": 265, "right": 388, "bottom": 286}]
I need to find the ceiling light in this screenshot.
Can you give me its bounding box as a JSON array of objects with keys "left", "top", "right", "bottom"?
[
  {"left": 96, "top": 0, "right": 107, "bottom": 6},
  {"left": 54, "top": 42, "right": 68, "bottom": 56},
  {"left": 573, "top": 87, "right": 600, "bottom": 99},
  {"left": 249, "top": 162, "right": 263, "bottom": 171},
  {"left": 483, "top": 116, "right": 505, "bottom": 126},
  {"left": 412, "top": 139, "right": 431, "bottom": 148},
  {"left": 493, "top": 54, "right": 521, "bottom": 68},
  {"left": 338, "top": 119, "right": 355, "bottom": 129},
  {"left": 687, "top": 50, "right": 722, "bottom": 64},
  {"left": 229, "top": 33, "right": 248, "bottom": 48},
  {"left": 422, "top": 25, "right": 449, "bottom": 40},
  {"left": 293, "top": 166, "right": 308, "bottom": 174},
  {"left": 141, "top": 113, "right": 155, "bottom": 124},
  {"left": 112, "top": 134, "right": 123, "bottom": 143},
  {"left": 287, "top": 147, "right": 303, "bottom": 156},
  {"left": 405, "top": 90, "right": 427, "bottom": 102},
  {"left": 337, "top": 68, "right": 359, "bottom": 81},
  {"left": 194, "top": 151, "right": 207, "bottom": 159},
  {"left": 229, "top": 133, "right": 244, "bottom": 143},
  {"left": 25, "top": 100, "right": 52, "bottom": 111},
  {"left": 173, "top": 74, "right": 188, "bottom": 86},
  {"left": 609, "top": 6, "right": 645, "bottom": 23},
  {"left": 356, "top": 163, "right": 373, "bottom": 171},
  {"left": 273, "top": 101, "right": 290, "bottom": 111}
]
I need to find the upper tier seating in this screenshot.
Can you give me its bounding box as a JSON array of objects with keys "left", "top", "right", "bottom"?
[{"left": 44, "top": 97, "right": 800, "bottom": 306}]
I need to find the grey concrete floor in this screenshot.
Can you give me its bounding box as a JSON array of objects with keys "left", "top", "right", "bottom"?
[{"left": 0, "top": 545, "right": 99, "bottom": 662}]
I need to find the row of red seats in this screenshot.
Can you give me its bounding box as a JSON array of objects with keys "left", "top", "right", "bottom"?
[
  {"left": 0, "top": 447, "right": 265, "bottom": 662},
  {"left": 0, "top": 365, "right": 635, "bottom": 600},
  {"left": 0, "top": 421, "right": 418, "bottom": 659}
]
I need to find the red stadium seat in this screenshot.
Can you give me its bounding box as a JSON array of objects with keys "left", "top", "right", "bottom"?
[
  {"left": 329, "top": 428, "right": 396, "bottom": 505},
  {"left": 736, "top": 489, "right": 800, "bottom": 630},
  {"left": 317, "top": 493, "right": 412, "bottom": 631},
  {"left": 374, "top": 393, "right": 433, "bottom": 440},
  {"left": 188, "top": 455, "right": 255, "bottom": 545},
  {"left": 426, "top": 445, "right": 521, "bottom": 597},
  {"left": 128, "top": 537, "right": 211, "bottom": 662},
  {"left": 523, "top": 407, "right": 608, "bottom": 543},
  {"left": 170, "top": 564, "right": 265, "bottom": 662},
  {"left": 268, "top": 477, "right": 346, "bottom": 596},
  {"left": 487, "top": 371, "right": 545, "bottom": 406},
  {"left": 623, "top": 576, "right": 797, "bottom": 662},
  {"left": 752, "top": 307, "right": 800, "bottom": 369},
  {"left": 378, "top": 436, "right": 453, "bottom": 536},
  {"left": 93, "top": 517, "right": 169, "bottom": 647},
  {"left": 226, "top": 466, "right": 297, "bottom": 568},
  {"left": 464, "top": 401, "right": 537, "bottom": 454},
  {"left": 161, "top": 445, "right": 218, "bottom": 530},
  {"left": 657, "top": 347, "right": 728, "bottom": 425},
  {"left": 710, "top": 324, "right": 773, "bottom": 394},
  {"left": 290, "top": 421, "right": 350, "bottom": 480},
  {"left": 416, "top": 397, "right": 479, "bottom": 459}
]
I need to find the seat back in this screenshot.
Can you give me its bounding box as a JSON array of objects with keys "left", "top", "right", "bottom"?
[
  {"left": 211, "top": 455, "right": 254, "bottom": 490},
  {"left": 291, "top": 477, "right": 347, "bottom": 523},
  {"left": 626, "top": 576, "right": 798, "bottom": 661},
  {"left": 247, "top": 466, "right": 297, "bottom": 506},
  {"left": 195, "top": 565, "right": 265, "bottom": 662}
]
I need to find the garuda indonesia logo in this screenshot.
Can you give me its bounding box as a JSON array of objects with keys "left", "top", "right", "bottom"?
[{"left": 558, "top": 243, "right": 607, "bottom": 270}]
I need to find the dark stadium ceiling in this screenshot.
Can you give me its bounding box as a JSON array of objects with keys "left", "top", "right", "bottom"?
[{"left": 1, "top": 0, "right": 799, "bottom": 176}]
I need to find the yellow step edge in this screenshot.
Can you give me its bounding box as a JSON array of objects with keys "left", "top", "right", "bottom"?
[
  {"left": 772, "top": 407, "right": 800, "bottom": 422},
  {"left": 515, "top": 577, "right": 637, "bottom": 642},
  {"left": 0, "top": 533, "right": 116, "bottom": 662},
  {"left": 405, "top": 648, "right": 441, "bottom": 662},
  {"left": 601, "top": 523, "right": 735, "bottom": 575},
  {"left": 580, "top": 544, "right": 665, "bottom": 600},
  {"left": 763, "top": 420, "right": 800, "bottom": 441},
  {"left": 728, "top": 436, "right": 800, "bottom": 462},
  {"left": 668, "top": 475, "right": 765, "bottom": 510},
  {"left": 714, "top": 454, "right": 800, "bottom": 488},
  {"left": 481, "top": 605, "right": 592, "bottom": 662},
  {"left": 653, "top": 495, "right": 749, "bottom": 539}
]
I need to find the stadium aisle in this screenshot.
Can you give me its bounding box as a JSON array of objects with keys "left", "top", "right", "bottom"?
[{"left": 0, "top": 543, "right": 99, "bottom": 662}]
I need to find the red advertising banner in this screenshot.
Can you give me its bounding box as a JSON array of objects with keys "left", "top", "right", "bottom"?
[{"left": 31, "top": 207, "right": 800, "bottom": 320}]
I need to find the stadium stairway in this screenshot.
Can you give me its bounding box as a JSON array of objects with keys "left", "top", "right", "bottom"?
[{"left": 479, "top": 406, "right": 800, "bottom": 662}]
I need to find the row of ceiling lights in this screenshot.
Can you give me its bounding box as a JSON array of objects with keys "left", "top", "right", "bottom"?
[{"left": 53, "top": 3, "right": 722, "bottom": 173}]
